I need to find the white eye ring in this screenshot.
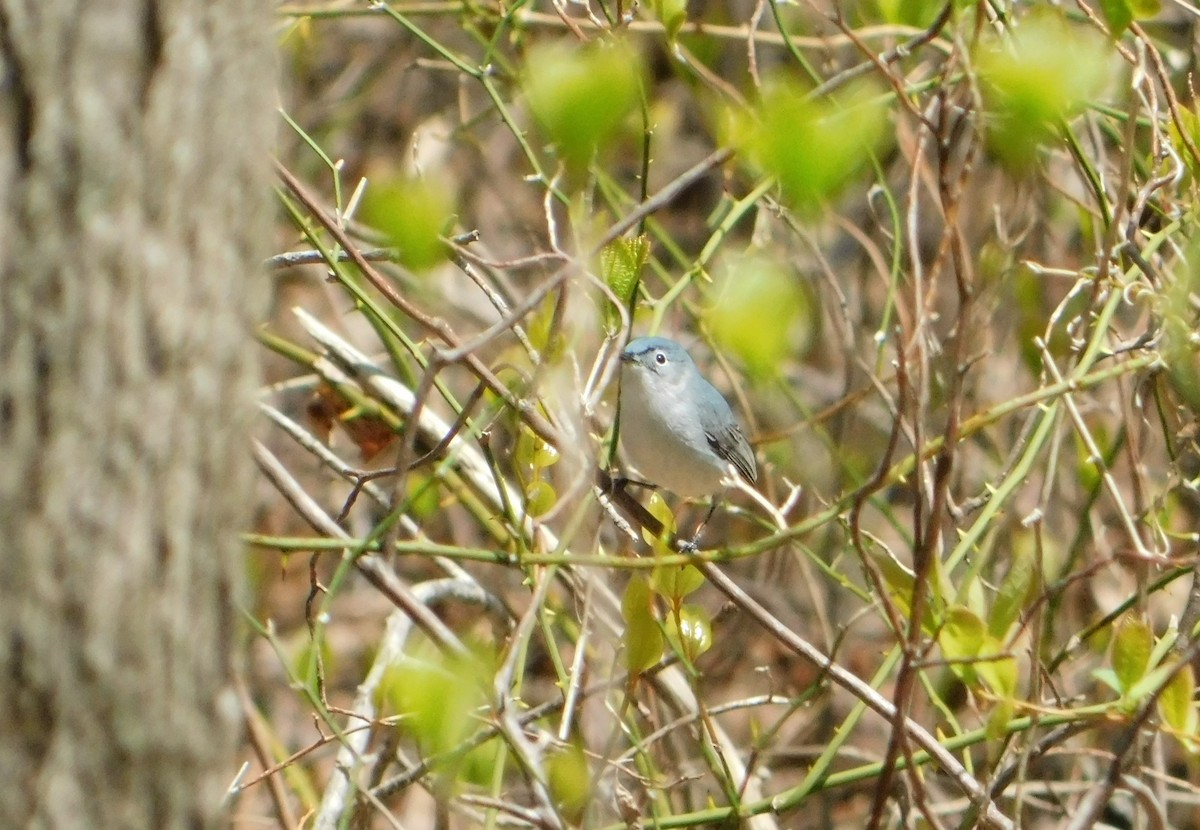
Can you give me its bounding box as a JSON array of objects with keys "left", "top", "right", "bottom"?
[{"left": 654, "top": 352, "right": 667, "bottom": 365}]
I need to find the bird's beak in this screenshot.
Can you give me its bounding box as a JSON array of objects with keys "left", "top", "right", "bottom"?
[{"left": 619, "top": 351, "right": 635, "bottom": 364}]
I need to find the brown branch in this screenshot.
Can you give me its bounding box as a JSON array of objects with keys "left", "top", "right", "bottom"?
[{"left": 696, "top": 560, "right": 1013, "bottom": 830}]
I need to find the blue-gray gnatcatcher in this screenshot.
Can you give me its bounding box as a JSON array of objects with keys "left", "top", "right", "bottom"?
[{"left": 618, "top": 337, "right": 756, "bottom": 535}]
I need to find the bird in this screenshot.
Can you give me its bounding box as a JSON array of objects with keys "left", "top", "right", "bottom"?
[{"left": 617, "top": 336, "right": 756, "bottom": 544}]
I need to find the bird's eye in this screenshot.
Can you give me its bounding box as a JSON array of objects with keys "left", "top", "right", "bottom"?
[{"left": 655, "top": 352, "right": 667, "bottom": 365}]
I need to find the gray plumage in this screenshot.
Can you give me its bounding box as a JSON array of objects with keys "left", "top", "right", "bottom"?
[{"left": 618, "top": 336, "right": 756, "bottom": 498}]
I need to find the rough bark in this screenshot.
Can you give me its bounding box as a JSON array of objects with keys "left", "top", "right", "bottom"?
[{"left": 0, "top": 2, "right": 273, "bottom": 827}]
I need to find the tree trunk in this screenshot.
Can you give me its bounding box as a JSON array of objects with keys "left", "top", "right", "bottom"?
[{"left": 0, "top": 2, "right": 272, "bottom": 828}]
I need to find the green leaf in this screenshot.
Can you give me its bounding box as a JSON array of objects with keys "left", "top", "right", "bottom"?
[
  {"left": 1127, "top": 660, "right": 1187, "bottom": 711},
  {"left": 525, "top": 292, "right": 567, "bottom": 361},
  {"left": 524, "top": 479, "right": 557, "bottom": 515},
  {"left": 293, "top": 638, "right": 335, "bottom": 699},
  {"left": 1097, "top": 0, "right": 1132, "bottom": 35},
  {"left": 975, "top": 13, "right": 1110, "bottom": 170},
  {"left": 739, "top": 79, "right": 889, "bottom": 212},
  {"left": 707, "top": 254, "right": 813, "bottom": 379},
  {"left": 1130, "top": 0, "right": 1161, "bottom": 17},
  {"left": 1112, "top": 615, "right": 1153, "bottom": 694},
  {"left": 875, "top": 0, "right": 945, "bottom": 27},
  {"left": 458, "top": 740, "right": 502, "bottom": 787},
  {"left": 547, "top": 741, "right": 591, "bottom": 823},
  {"left": 1162, "top": 239, "right": 1200, "bottom": 413},
  {"left": 989, "top": 541, "right": 1036, "bottom": 638},
  {"left": 862, "top": 542, "right": 915, "bottom": 614},
  {"left": 649, "top": 0, "right": 687, "bottom": 39},
  {"left": 963, "top": 576, "right": 988, "bottom": 621},
  {"left": 1149, "top": 623, "right": 1178, "bottom": 670},
  {"left": 1171, "top": 107, "right": 1200, "bottom": 182},
  {"left": 941, "top": 608, "right": 1016, "bottom": 701},
  {"left": 623, "top": 576, "right": 664, "bottom": 674},
  {"left": 1158, "top": 663, "right": 1198, "bottom": 735},
  {"left": 640, "top": 491, "right": 677, "bottom": 549},
  {"left": 515, "top": 425, "right": 560, "bottom": 515},
  {"left": 975, "top": 636, "right": 1018, "bottom": 699},
  {"left": 534, "top": 441, "right": 560, "bottom": 469},
  {"left": 516, "top": 425, "right": 560, "bottom": 474},
  {"left": 406, "top": 472, "right": 442, "bottom": 520},
  {"left": 1074, "top": 432, "right": 1103, "bottom": 495},
  {"left": 985, "top": 698, "right": 1016, "bottom": 742},
  {"left": 380, "top": 647, "right": 492, "bottom": 764},
  {"left": 601, "top": 235, "right": 649, "bottom": 330},
  {"left": 666, "top": 604, "right": 714, "bottom": 661},
  {"left": 514, "top": 426, "right": 537, "bottom": 471},
  {"left": 361, "top": 175, "right": 454, "bottom": 271},
  {"left": 939, "top": 605, "right": 986, "bottom": 684},
  {"left": 940, "top": 605, "right": 986, "bottom": 657},
  {"left": 524, "top": 40, "right": 642, "bottom": 170},
  {"left": 650, "top": 561, "right": 705, "bottom": 601}
]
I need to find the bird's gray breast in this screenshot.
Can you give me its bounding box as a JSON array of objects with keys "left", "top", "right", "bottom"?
[{"left": 619, "top": 370, "right": 728, "bottom": 497}]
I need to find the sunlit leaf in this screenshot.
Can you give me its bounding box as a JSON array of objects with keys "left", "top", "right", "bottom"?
[
  {"left": 406, "top": 473, "right": 441, "bottom": 520},
  {"left": 1074, "top": 429, "right": 1106, "bottom": 495},
  {"left": 1149, "top": 622, "right": 1179, "bottom": 671},
  {"left": 534, "top": 440, "right": 560, "bottom": 469},
  {"left": 738, "top": 79, "right": 888, "bottom": 212},
  {"left": 707, "top": 255, "right": 812, "bottom": 378},
  {"left": 623, "top": 576, "right": 664, "bottom": 674},
  {"left": 989, "top": 540, "right": 1036, "bottom": 638},
  {"left": 514, "top": 425, "right": 538, "bottom": 471},
  {"left": 640, "top": 491, "right": 678, "bottom": 549},
  {"left": 986, "top": 698, "right": 1016, "bottom": 743},
  {"left": 862, "top": 541, "right": 915, "bottom": 618},
  {"left": 361, "top": 175, "right": 453, "bottom": 271},
  {"left": 525, "top": 292, "right": 568, "bottom": 364},
  {"left": 963, "top": 576, "right": 988, "bottom": 622},
  {"left": 459, "top": 740, "right": 502, "bottom": 787},
  {"left": 976, "top": 13, "right": 1110, "bottom": 170},
  {"left": 379, "top": 647, "right": 492, "bottom": 767},
  {"left": 874, "top": 0, "right": 945, "bottom": 27},
  {"left": 651, "top": 560, "right": 705, "bottom": 600},
  {"left": 515, "top": 424, "right": 560, "bottom": 515},
  {"left": 666, "top": 604, "right": 714, "bottom": 661},
  {"left": 1097, "top": 0, "right": 1133, "bottom": 35},
  {"left": 940, "top": 605, "right": 986, "bottom": 684},
  {"left": 293, "top": 638, "right": 335, "bottom": 700},
  {"left": 1170, "top": 107, "right": 1200, "bottom": 183},
  {"left": 1162, "top": 240, "right": 1200, "bottom": 413},
  {"left": 1128, "top": 660, "right": 1187, "bottom": 711},
  {"left": 975, "top": 636, "right": 1018, "bottom": 699},
  {"left": 524, "top": 479, "right": 557, "bottom": 515},
  {"left": 516, "top": 424, "right": 559, "bottom": 473},
  {"left": 1112, "top": 615, "right": 1153, "bottom": 694},
  {"left": 525, "top": 40, "right": 642, "bottom": 170},
  {"left": 547, "top": 741, "right": 591, "bottom": 824},
  {"left": 1130, "top": 0, "right": 1161, "bottom": 18},
  {"left": 601, "top": 235, "right": 649, "bottom": 331},
  {"left": 1158, "top": 663, "right": 1198, "bottom": 736},
  {"left": 649, "top": 0, "right": 687, "bottom": 39}
]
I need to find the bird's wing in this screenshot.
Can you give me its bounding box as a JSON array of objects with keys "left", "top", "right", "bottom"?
[{"left": 706, "top": 422, "right": 757, "bottom": 485}]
